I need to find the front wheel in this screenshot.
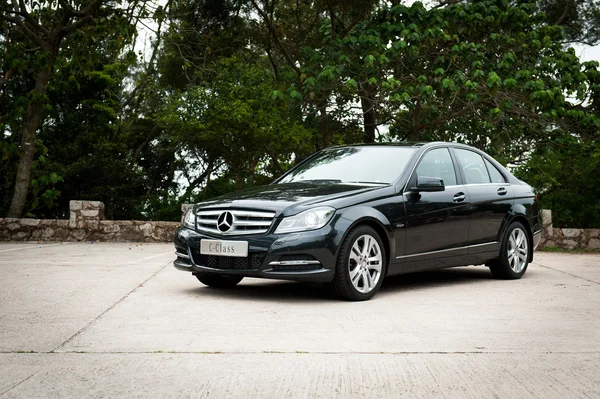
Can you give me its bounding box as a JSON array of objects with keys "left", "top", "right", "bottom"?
[
  {"left": 331, "top": 226, "right": 386, "bottom": 301},
  {"left": 489, "top": 222, "right": 530, "bottom": 279},
  {"left": 195, "top": 273, "right": 243, "bottom": 288}
]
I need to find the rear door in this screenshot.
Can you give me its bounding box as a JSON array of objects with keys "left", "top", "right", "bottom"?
[
  {"left": 402, "top": 147, "right": 471, "bottom": 271},
  {"left": 452, "top": 148, "right": 514, "bottom": 254}
]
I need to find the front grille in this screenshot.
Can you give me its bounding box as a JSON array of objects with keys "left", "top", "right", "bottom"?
[
  {"left": 196, "top": 209, "right": 276, "bottom": 236},
  {"left": 192, "top": 252, "right": 265, "bottom": 270}
]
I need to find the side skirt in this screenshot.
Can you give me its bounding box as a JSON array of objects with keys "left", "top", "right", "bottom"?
[{"left": 388, "top": 246, "right": 499, "bottom": 276}]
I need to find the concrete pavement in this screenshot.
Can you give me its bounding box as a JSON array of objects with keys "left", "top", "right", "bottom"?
[{"left": 0, "top": 242, "right": 599, "bottom": 398}]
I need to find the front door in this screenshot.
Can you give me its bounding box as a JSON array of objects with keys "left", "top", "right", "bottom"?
[{"left": 401, "top": 147, "right": 471, "bottom": 271}]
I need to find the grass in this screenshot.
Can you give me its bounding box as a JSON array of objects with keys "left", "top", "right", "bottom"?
[{"left": 540, "top": 246, "right": 599, "bottom": 253}]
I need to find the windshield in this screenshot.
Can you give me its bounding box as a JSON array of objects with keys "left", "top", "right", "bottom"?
[{"left": 278, "top": 146, "right": 417, "bottom": 185}]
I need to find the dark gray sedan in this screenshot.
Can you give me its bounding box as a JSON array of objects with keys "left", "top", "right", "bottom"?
[{"left": 174, "top": 142, "right": 542, "bottom": 300}]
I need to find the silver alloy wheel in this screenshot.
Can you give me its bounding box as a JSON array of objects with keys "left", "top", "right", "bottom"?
[
  {"left": 508, "top": 227, "right": 528, "bottom": 273},
  {"left": 348, "top": 234, "right": 382, "bottom": 294}
]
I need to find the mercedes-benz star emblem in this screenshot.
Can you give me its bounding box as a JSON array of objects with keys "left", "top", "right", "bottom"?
[{"left": 217, "top": 211, "right": 234, "bottom": 232}]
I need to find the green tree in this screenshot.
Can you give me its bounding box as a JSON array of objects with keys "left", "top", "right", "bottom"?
[
  {"left": 248, "top": 0, "right": 379, "bottom": 145},
  {"left": 0, "top": 0, "right": 148, "bottom": 217},
  {"left": 516, "top": 135, "right": 600, "bottom": 228},
  {"left": 540, "top": 0, "right": 600, "bottom": 45},
  {"left": 159, "top": 56, "right": 314, "bottom": 193},
  {"left": 1, "top": 0, "right": 598, "bottom": 227},
  {"left": 303, "top": 1, "right": 594, "bottom": 151}
]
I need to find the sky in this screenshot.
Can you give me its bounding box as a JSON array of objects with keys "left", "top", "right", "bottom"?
[{"left": 574, "top": 44, "right": 600, "bottom": 62}]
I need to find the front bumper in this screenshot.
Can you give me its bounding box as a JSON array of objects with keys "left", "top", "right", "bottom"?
[{"left": 173, "top": 225, "right": 339, "bottom": 283}]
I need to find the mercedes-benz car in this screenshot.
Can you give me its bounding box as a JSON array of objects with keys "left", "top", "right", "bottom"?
[{"left": 174, "top": 142, "right": 542, "bottom": 301}]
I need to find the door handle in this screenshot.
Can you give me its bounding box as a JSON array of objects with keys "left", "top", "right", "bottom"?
[
  {"left": 497, "top": 187, "right": 507, "bottom": 196},
  {"left": 453, "top": 192, "right": 466, "bottom": 203}
]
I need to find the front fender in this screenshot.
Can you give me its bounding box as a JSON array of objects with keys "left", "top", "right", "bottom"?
[
  {"left": 334, "top": 206, "right": 395, "bottom": 266},
  {"left": 338, "top": 206, "right": 393, "bottom": 232}
]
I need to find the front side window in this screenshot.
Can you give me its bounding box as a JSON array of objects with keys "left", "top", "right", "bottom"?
[
  {"left": 278, "top": 146, "right": 417, "bottom": 185},
  {"left": 415, "top": 148, "right": 457, "bottom": 186},
  {"left": 455, "top": 149, "right": 491, "bottom": 185}
]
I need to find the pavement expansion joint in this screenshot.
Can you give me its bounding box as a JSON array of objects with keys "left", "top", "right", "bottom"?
[
  {"left": 49, "top": 261, "right": 172, "bottom": 353},
  {"left": 0, "top": 370, "right": 40, "bottom": 396},
  {"left": 0, "top": 242, "right": 71, "bottom": 254},
  {"left": 3, "top": 350, "right": 600, "bottom": 355},
  {"left": 535, "top": 261, "right": 600, "bottom": 285}
]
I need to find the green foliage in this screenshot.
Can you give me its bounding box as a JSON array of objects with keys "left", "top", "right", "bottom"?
[
  {"left": 540, "top": 0, "right": 600, "bottom": 45},
  {"left": 301, "top": 1, "right": 592, "bottom": 151},
  {"left": 515, "top": 136, "right": 600, "bottom": 228},
  {"left": 0, "top": 0, "right": 150, "bottom": 219},
  {"left": 294, "top": 0, "right": 600, "bottom": 227},
  {"left": 159, "top": 55, "right": 314, "bottom": 194},
  {"left": 1, "top": 0, "right": 599, "bottom": 226},
  {"left": 40, "top": 55, "right": 146, "bottom": 219}
]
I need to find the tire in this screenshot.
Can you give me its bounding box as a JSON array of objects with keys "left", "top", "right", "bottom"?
[
  {"left": 489, "top": 222, "right": 530, "bottom": 280},
  {"left": 331, "top": 226, "right": 387, "bottom": 301},
  {"left": 195, "top": 273, "right": 243, "bottom": 288}
]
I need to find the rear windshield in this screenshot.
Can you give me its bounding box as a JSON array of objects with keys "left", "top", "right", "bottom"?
[{"left": 278, "top": 146, "right": 417, "bottom": 184}]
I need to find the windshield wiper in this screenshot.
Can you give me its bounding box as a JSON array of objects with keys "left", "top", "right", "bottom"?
[
  {"left": 347, "top": 181, "right": 390, "bottom": 185},
  {"left": 293, "top": 179, "right": 389, "bottom": 185},
  {"left": 300, "top": 179, "right": 342, "bottom": 184}
]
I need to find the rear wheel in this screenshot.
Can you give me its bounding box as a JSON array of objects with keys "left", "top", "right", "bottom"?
[
  {"left": 331, "top": 226, "right": 386, "bottom": 301},
  {"left": 489, "top": 222, "right": 530, "bottom": 279},
  {"left": 195, "top": 273, "right": 243, "bottom": 288}
]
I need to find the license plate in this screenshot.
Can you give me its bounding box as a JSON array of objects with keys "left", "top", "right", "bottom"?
[{"left": 200, "top": 240, "right": 248, "bottom": 257}]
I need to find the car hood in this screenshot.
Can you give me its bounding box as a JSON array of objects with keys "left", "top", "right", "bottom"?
[{"left": 196, "top": 182, "right": 390, "bottom": 216}]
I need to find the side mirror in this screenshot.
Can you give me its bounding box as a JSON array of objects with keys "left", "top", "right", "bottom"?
[{"left": 412, "top": 176, "right": 445, "bottom": 192}]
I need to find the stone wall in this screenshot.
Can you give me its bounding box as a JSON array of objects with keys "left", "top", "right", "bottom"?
[
  {"left": 0, "top": 201, "right": 180, "bottom": 242},
  {"left": 1, "top": 203, "right": 599, "bottom": 248},
  {"left": 538, "top": 210, "right": 600, "bottom": 250}
]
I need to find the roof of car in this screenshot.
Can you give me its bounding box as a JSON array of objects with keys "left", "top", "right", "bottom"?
[{"left": 327, "top": 141, "right": 462, "bottom": 149}]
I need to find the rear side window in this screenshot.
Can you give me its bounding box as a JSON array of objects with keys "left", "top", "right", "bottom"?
[
  {"left": 454, "top": 149, "right": 491, "bottom": 185},
  {"left": 484, "top": 159, "right": 506, "bottom": 183},
  {"left": 415, "top": 148, "right": 457, "bottom": 186}
]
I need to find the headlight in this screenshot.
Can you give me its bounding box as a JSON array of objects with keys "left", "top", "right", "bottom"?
[
  {"left": 183, "top": 208, "right": 195, "bottom": 229},
  {"left": 275, "top": 207, "right": 335, "bottom": 234}
]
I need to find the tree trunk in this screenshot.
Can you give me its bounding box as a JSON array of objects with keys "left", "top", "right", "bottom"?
[
  {"left": 6, "top": 55, "right": 55, "bottom": 218},
  {"left": 408, "top": 99, "right": 422, "bottom": 142},
  {"left": 361, "top": 94, "right": 376, "bottom": 143},
  {"left": 319, "top": 98, "right": 331, "bottom": 149},
  {"left": 408, "top": 128, "right": 421, "bottom": 142},
  {"left": 248, "top": 157, "right": 257, "bottom": 185}
]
